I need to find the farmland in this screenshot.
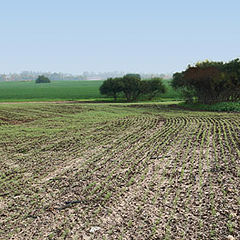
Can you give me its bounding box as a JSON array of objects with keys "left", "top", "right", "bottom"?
[
  {"left": 0, "top": 80, "right": 181, "bottom": 102},
  {"left": 0, "top": 102, "right": 239, "bottom": 239},
  {"left": 0, "top": 81, "right": 103, "bottom": 102}
]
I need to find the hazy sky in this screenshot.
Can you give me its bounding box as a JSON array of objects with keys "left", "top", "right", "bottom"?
[{"left": 1, "top": 0, "right": 239, "bottom": 74}]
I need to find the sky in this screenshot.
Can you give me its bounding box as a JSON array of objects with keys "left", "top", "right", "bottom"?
[{"left": 0, "top": 0, "right": 240, "bottom": 74}]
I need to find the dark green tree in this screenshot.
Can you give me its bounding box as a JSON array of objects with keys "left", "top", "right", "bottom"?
[
  {"left": 222, "top": 59, "right": 240, "bottom": 101},
  {"left": 121, "top": 74, "right": 141, "bottom": 101},
  {"left": 172, "top": 72, "right": 195, "bottom": 103},
  {"left": 36, "top": 75, "right": 51, "bottom": 83},
  {"left": 99, "top": 77, "right": 123, "bottom": 101},
  {"left": 140, "top": 78, "right": 166, "bottom": 100},
  {"left": 99, "top": 74, "right": 169, "bottom": 102}
]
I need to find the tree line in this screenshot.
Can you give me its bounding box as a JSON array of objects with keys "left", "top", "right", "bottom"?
[
  {"left": 172, "top": 58, "right": 240, "bottom": 104},
  {"left": 99, "top": 74, "right": 166, "bottom": 101}
]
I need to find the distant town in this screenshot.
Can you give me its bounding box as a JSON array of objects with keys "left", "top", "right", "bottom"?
[{"left": 0, "top": 71, "right": 172, "bottom": 82}]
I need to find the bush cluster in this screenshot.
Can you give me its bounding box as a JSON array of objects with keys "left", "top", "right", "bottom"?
[
  {"left": 172, "top": 59, "right": 240, "bottom": 104},
  {"left": 181, "top": 102, "right": 240, "bottom": 112},
  {"left": 36, "top": 75, "right": 51, "bottom": 84},
  {"left": 99, "top": 74, "right": 166, "bottom": 101}
]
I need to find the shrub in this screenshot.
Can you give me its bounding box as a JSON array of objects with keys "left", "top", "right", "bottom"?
[{"left": 36, "top": 75, "right": 51, "bottom": 84}]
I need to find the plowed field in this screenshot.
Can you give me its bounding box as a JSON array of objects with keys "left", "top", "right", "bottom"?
[{"left": 0, "top": 103, "right": 239, "bottom": 239}]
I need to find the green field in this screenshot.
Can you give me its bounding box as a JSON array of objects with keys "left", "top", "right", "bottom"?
[
  {"left": 0, "top": 79, "right": 182, "bottom": 102},
  {"left": 0, "top": 80, "right": 103, "bottom": 102},
  {"left": 0, "top": 102, "right": 239, "bottom": 239}
]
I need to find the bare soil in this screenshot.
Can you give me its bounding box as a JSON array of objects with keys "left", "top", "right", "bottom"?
[{"left": 0, "top": 103, "right": 239, "bottom": 239}]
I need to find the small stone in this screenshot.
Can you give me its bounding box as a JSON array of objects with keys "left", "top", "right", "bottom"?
[
  {"left": 227, "top": 235, "right": 235, "bottom": 240},
  {"left": 89, "top": 226, "right": 101, "bottom": 233},
  {"left": 82, "top": 234, "right": 91, "bottom": 240}
]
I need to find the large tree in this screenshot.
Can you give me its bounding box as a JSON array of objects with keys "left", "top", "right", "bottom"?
[
  {"left": 140, "top": 78, "right": 166, "bottom": 100},
  {"left": 121, "top": 74, "right": 141, "bottom": 101},
  {"left": 183, "top": 66, "right": 221, "bottom": 103},
  {"left": 99, "top": 77, "right": 123, "bottom": 101},
  {"left": 171, "top": 72, "right": 195, "bottom": 103},
  {"left": 172, "top": 59, "right": 240, "bottom": 103}
]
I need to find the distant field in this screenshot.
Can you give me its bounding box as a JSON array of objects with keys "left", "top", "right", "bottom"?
[
  {"left": 159, "top": 79, "right": 182, "bottom": 99},
  {"left": 0, "top": 80, "right": 103, "bottom": 102},
  {"left": 0, "top": 79, "right": 182, "bottom": 102}
]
